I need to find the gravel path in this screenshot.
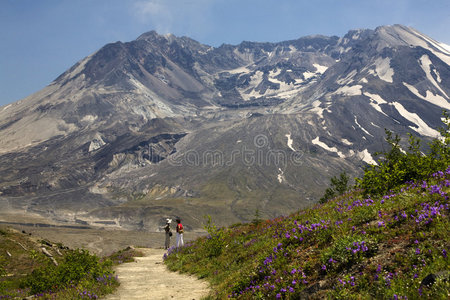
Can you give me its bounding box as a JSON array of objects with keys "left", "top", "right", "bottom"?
[{"left": 104, "top": 248, "right": 210, "bottom": 300}]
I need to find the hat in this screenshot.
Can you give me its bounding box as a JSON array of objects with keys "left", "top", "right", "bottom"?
[{"left": 166, "top": 218, "right": 172, "bottom": 224}]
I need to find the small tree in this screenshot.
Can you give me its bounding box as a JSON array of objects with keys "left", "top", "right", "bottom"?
[
  {"left": 320, "top": 171, "right": 350, "bottom": 203},
  {"left": 252, "top": 209, "right": 262, "bottom": 225},
  {"left": 203, "top": 215, "right": 226, "bottom": 257}
]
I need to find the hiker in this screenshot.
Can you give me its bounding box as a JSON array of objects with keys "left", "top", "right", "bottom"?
[
  {"left": 176, "top": 218, "right": 184, "bottom": 248},
  {"left": 164, "top": 219, "right": 172, "bottom": 249}
]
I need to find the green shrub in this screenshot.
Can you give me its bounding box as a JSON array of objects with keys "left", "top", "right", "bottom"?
[
  {"left": 0, "top": 256, "right": 6, "bottom": 291},
  {"left": 357, "top": 111, "right": 449, "bottom": 196},
  {"left": 23, "top": 249, "right": 114, "bottom": 295},
  {"left": 322, "top": 235, "right": 378, "bottom": 272},
  {"left": 203, "top": 215, "right": 226, "bottom": 257}
]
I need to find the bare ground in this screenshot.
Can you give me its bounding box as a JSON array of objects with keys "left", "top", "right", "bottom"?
[{"left": 104, "top": 248, "right": 210, "bottom": 300}]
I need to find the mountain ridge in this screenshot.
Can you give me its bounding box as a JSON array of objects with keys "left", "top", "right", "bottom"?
[{"left": 0, "top": 24, "right": 449, "bottom": 230}]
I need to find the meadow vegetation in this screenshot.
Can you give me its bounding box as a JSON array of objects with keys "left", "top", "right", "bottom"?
[
  {"left": 0, "top": 228, "right": 141, "bottom": 299},
  {"left": 164, "top": 114, "right": 449, "bottom": 299}
]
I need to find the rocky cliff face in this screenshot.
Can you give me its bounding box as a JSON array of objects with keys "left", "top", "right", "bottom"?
[{"left": 0, "top": 25, "right": 449, "bottom": 230}]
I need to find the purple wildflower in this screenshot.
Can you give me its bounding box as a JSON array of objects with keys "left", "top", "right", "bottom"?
[{"left": 376, "top": 265, "right": 382, "bottom": 273}]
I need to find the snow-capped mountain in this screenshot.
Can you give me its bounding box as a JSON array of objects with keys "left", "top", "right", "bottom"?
[{"left": 0, "top": 25, "right": 448, "bottom": 230}]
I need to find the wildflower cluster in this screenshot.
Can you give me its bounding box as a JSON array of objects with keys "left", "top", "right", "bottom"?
[
  {"left": 78, "top": 289, "right": 98, "bottom": 299},
  {"left": 164, "top": 166, "right": 449, "bottom": 299},
  {"left": 346, "top": 241, "right": 369, "bottom": 254}
]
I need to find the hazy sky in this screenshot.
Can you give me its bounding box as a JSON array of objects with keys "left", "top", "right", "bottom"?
[{"left": 1, "top": 0, "right": 449, "bottom": 106}]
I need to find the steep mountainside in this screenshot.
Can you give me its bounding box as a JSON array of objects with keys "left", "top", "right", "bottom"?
[{"left": 0, "top": 25, "right": 449, "bottom": 230}]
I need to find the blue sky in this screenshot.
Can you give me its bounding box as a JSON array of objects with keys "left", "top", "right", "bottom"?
[{"left": 1, "top": 0, "right": 449, "bottom": 106}]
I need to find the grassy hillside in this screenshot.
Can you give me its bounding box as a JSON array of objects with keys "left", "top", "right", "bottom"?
[
  {"left": 0, "top": 227, "right": 140, "bottom": 299},
  {"left": 164, "top": 166, "right": 449, "bottom": 299}
]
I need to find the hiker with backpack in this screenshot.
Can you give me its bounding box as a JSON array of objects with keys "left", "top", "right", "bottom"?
[
  {"left": 164, "top": 219, "right": 172, "bottom": 249},
  {"left": 176, "top": 218, "right": 184, "bottom": 248}
]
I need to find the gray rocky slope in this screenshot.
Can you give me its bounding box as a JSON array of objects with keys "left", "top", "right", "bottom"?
[{"left": 0, "top": 25, "right": 449, "bottom": 230}]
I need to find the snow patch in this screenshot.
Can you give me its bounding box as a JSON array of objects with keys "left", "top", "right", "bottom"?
[
  {"left": 335, "top": 85, "right": 362, "bottom": 96},
  {"left": 419, "top": 55, "right": 449, "bottom": 99},
  {"left": 341, "top": 138, "right": 353, "bottom": 146},
  {"left": 355, "top": 116, "right": 373, "bottom": 137},
  {"left": 285, "top": 133, "right": 295, "bottom": 151},
  {"left": 81, "top": 114, "right": 98, "bottom": 123},
  {"left": 302, "top": 65, "right": 327, "bottom": 80},
  {"left": 240, "top": 71, "right": 264, "bottom": 100},
  {"left": 390, "top": 102, "right": 440, "bottom": 137},
  {"left": 363, "top": 92, "right": 388, "bottom": 116},
  {"left": 239, "top": 68, "right": 301, "bottom": 100},
  {"left": 364, "top": 92, "right": 387, "bottom": 105},
  {"left": 313, "top": 64, "right": 328, "bottom": 74},
  {"left": 310, "top": 100, "right": 324, "bottom": 118},
  {"left": 277, "top": 168, "right": 285, "bottom": 183},
  {"left": 403, "top": 82, "right": 450, "bottom": 110},
  {"left": 267, "top": 71, "right": 296, "bottom": 95},
  {"left": 226, "top": 66, "right": 251, "bottom": 74},
  {"left": 312, "top": 137, "right": 345, "bottom": 158},
  {"left": 357, "top": 149, "right": 377, "bottom": 165},
  {"left": 303, "top": 71, "right": 316, "bottom": 80},
  {"left": 438, "top": 42, "right": 450, "bottom": 53},
  {"left": 374, "top": 57, "right": 394, "bottom": 83},
  {"left": 433, "top": 69, "right": 442, "bottom": 83}
]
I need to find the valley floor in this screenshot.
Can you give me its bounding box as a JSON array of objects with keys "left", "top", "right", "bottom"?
[{"left": 0, "top": 211, "right": 205, "bottom": 256}]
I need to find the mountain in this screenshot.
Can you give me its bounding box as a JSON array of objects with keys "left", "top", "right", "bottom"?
[{"left": 0, "top": 25, "right": 449, "bottom": 230}]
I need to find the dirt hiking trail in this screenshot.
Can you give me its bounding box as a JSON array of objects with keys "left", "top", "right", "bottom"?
[{"left": 104, "top": 248, "right": 210, "bottom": 300}]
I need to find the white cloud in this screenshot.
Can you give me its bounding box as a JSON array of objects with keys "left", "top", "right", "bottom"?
[
  {"left": 132, "top": 0, "right": 213, "bottom": 36},
  {"left": 133, "top": 0, "right": 174, "bottom": 33}
]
